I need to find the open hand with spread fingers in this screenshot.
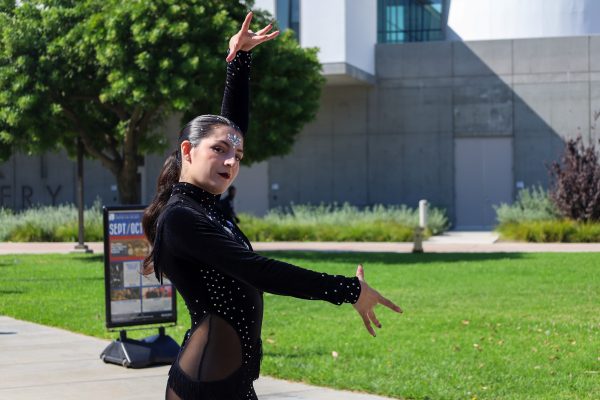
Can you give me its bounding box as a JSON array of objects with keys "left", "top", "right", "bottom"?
[
  {"left": 226, "top": 11, "right": 280, "bottom": 62},
  {"left": 353, "top": 264, "right": 403, "bottom": 337}
]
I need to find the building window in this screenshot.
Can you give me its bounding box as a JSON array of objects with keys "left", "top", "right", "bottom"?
[
  {"left": 276, "top": 0, "right": 300, "bottom": 40},
  {"left": 378, "top": 0, "right": 445, "bottom": 43}
]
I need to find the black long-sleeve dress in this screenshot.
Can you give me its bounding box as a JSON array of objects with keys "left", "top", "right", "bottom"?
[{"left": 154, "top": 51, "right": 362, "bottom": 400}]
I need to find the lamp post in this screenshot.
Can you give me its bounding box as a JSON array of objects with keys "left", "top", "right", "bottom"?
[
  {"left": 73, "top": 136, "right": 93, "bottom": 254},
  {"left": 413, "top": 199, "right": 428, "bottom": 253}
]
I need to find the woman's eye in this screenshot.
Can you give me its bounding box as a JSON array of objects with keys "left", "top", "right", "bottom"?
[
  {"left": 235, "top": 155, "right": 243, "bottom": 162},
  {"left": 212, "top": 146, "right": 224, "bottom": 153}
]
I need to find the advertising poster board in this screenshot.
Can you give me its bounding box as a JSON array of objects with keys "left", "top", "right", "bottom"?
[{"left": 103, "top": 206, "right": 177, "bottom": 328}]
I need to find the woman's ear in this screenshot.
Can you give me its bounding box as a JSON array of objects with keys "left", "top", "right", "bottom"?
[{"left": 180, "top": 140, "right": 192, "bottom": 163}]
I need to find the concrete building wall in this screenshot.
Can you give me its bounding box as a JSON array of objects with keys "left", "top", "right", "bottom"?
[
  {"left": 0, "top": 150, "right": 120, "bottom": 210},
  {"left": 448, "top": 0, "right": 600, "bottom": 41},
  {"left": 270, "top": 35, "right": 600, "bottom": 228},
  {"left": 269, "top": 86, "right": 370, "bottom": 208},
  {"left": 235, "top": 162, "right": 269, "bottom": 216}
]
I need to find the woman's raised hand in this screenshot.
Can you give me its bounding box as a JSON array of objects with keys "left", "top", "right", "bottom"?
[
  {"left": 353, "top": 264, "right": 403, "bottom": 337},
  {"left": 226, "top": 12, "right": 280, "bottom": 62}
]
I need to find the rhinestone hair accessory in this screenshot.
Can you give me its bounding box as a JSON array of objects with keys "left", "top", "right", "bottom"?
[{"left": 227, "top": 132, "right": 242, "bottom": 148}]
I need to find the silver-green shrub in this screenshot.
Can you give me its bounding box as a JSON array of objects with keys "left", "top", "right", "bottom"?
[
  {"left": 494, "top": 186, "right": 561, "bottom": 225},
  {"left": 262, "top": 202, "right": 449, "bottom": 235},
  {"left": 0, "top": 200, "right": 450, "bottom": 242},
  {"left": 0, "top": 200, "right": 103, "bottom": 241}
]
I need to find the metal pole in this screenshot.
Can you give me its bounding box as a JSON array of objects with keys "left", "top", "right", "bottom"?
[
  {"left": 419, "top": 199, "right": 428, "bottom": 229},
  {"left": 73, "top": 136, "right": 92, "bottom": 253},
  {"left": 413, "top": 199, "right": 428, "bottom": 253}
]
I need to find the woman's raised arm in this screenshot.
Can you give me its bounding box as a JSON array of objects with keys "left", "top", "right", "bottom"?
[
  {"left": 220, "top": 12, "right": 279, "bottom": 134},
  {"left": 226, "top": 12, "right": 279, "bottom": 62}
]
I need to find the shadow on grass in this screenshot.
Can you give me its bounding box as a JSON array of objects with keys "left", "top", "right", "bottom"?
[
  {"left": 73, "top": 254, "right": 104, "bottom": 263},
  {"left": 0, "top": 289, "right": 25, "bottom": 294},
  {"left": 264, "top": 350, "right": 337, "bottom": 358},
  {"left": 0, "top": 254, "right": 103, "bottom": 264},
  {"left": 0, "top": 263, "right": 14, "bottom": 268},
  {"left": 259, "top": 251, "right": 529, "bottom": 265},
  {"left": 0, "top": 276, "right": 102, "bottom": 282}
]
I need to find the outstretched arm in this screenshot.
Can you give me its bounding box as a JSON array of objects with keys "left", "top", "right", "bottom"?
[
  {"left": 161, "top": 206, "right": 402, "bottom": 335},
  {"left": 162, "top": 206, "right": 361, "bottom": 306},
  {"left": 221, "top": 12, "right": 279, "bottom": 134}
]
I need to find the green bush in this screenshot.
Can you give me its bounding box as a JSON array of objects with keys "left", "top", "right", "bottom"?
[
  {"left": 568, "top": 222, "right": 600, "bottom": 242},
  {"left": 0, "top": 201, "right": 104, "bottom": 242},
  {"left": 494, "top": 186, "right": 600, "bottom": 242},
  {"left": 0, "top": 201, "right": 450, "bottom": 243},
  {"left": 53, "top": 220, "right": 104, "bottom": 242},
  {"left": 496, "top": 219, "right": 600, "bottom": 242},
  {"left": 494, "top": 185, "right": 560, "bottom": 225},
  {"left": 497, "top": 220, "right": 574, "bottom": 242},
  {"left": 239, "top": 203, "right": 449, "bottom": 242}
]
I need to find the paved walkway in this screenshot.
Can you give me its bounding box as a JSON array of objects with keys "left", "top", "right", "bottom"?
[
  {"left": 0, "top": 317, "right": 395, "bottom": 400},
  {"left": 1, "top": 231, "right": 600, "bottom": 254}
]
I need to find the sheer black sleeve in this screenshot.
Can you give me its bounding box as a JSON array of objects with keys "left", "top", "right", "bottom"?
[
  {"left": 220, "top": 50, "right": 251, "bottom": 135},
  {"left": 162, "top": 206, "right": 361, "bottom": 305}
]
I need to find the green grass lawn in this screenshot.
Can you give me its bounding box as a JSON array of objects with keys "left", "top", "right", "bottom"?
[{"left": 0, "top": 252, "right": 598, "bottom": 399}]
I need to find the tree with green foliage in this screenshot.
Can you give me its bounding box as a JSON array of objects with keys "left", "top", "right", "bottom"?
[{"left": 0, "top": 0, "right": 323, "bottom": 203}]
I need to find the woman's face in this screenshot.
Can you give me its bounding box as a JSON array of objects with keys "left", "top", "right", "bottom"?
[{"left": 179, "top": 125, "right": 244, "bottom": 195}]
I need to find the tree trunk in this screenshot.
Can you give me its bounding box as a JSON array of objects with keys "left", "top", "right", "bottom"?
[
  {"left": 70, "top": 105, "right": 152, "bottom": 205},
  {"left": 117, "top": 156, "right": 140, "bottom": 204},
  {"left": 117, "top": 108, "right": 145, "bottom": 204}
]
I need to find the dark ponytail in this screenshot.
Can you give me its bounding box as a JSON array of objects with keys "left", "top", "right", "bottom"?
[
  {"left": 142, "top": 114, "right": 242, "bottom": 277},
  {"left": 142, "top": 150, "right": 180, "bottom": 276}
]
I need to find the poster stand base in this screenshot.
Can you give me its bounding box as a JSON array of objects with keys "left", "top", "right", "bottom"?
[
  {"left": 71, "top": 243, "right": 93, "bottom": 254},
  {"left": 100, "top": 327, "right": 179, "bottom": 368}
]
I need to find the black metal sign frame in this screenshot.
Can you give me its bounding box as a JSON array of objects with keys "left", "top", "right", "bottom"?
[{"left": 103, "top": 205, "right": 177, "bottom": 329}]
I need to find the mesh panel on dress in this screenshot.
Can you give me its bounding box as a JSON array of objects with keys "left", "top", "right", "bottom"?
[
  {"left": 199, "top": 314, "right": 242, "bottom": 382},
  {"left": 166, "top": 313, "right": 243, "bottom": 399},
  {"left": 165, "top": 386, "right": 183, "bottom": 400},
  {"left": 178, "top": 316, "right": 211, "bottom": 381}
]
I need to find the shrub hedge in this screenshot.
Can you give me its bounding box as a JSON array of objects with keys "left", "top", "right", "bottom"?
[
  {"left": 496, "top": 220, "right": 600, "bottom": 242},
  {"left": 495, "top": 186, "right": 600, "bottom": 242},
  {"left": 0, "top": 201, "right": 104, "bottom": 242},
  {"left": 0, "top": 201, "right": 449, "bottom": 243},
  {"left": 239, "top": 203, "right": 449, "bottom": 242},
  {"left": 494, "top": 185, "right": 560, "bottom": 225}
]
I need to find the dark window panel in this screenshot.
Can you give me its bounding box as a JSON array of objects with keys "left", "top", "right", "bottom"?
[{"left": 378, "top": 0, "right": 445, "bottom": 43}]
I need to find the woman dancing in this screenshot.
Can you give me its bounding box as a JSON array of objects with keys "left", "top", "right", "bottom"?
[{"left": 142, "top": 11, "right": 403, "bottom": 400}]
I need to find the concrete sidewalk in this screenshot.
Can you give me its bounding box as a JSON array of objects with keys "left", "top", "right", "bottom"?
[
  {"left": 0, "top": 316, "right": 395, "bottom": 400},
  {"left": 1, "top": 231, "right": 600, "bottom": 254}
]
